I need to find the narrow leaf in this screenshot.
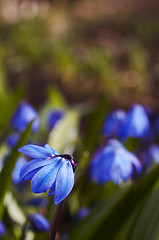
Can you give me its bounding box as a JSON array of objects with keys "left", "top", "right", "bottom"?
[{"left": 0, "top": 121, "right": 32, "bottom": 218}]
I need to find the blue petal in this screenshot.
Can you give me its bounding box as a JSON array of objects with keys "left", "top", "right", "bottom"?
[
  {"left": 28, "top": 213, "right": 50, "bottom": 232},
  {"left": 119, "top": 104, "right": 149, "bottom": 140},
  {"left": 48, "top": 183, "right": 55, "bottom": 196},
  {"left": 44, "top": 144, "right": 59, "bottom": 156},
  {"left": 90, "top": 151, "right": 114, "bottom": 184},
  {"left": 46, "top": 109, "right": 65, "bottom": 130},
  {"left": 110, "top": 165, "right": 122, "bottom": 185},
  {"left": 103, "top": 110, "right": 126, "bottom": 137},
  {"left": 126, "top": 151, "right": 142, "bottom": 174},
  {"left": 24, "top": 168, "right": 43, "bottom": 180},
  {"left": 18, "top": 145, "right": 52, "bottom": 158},
  {"left": 149, "top": 145, "right": 159, "bottom": 163},
  {"left": 112, "top": 151, "right": 132, "bottom": 182},
  {"left": 99, "top": 152, "right": 115, "bottom": 184},
  {"left": 31, "top": 158, "right": 63, "bottom": 193},
  {"left": 0, "top": 221, "right": 5, "bottom": 237},
  {"left": 54, "top": 160, "right": 74, "bottom": 205},
  {"left": 12, "top": 157, "right": 27, "bottom": 184},
  {"left": 20, "top": 159, "right": 55, "bottom": 180}
]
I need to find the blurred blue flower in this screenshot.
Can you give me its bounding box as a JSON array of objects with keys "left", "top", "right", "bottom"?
[
  {"left": 90, "top": 139, "right": 141, "bottom": 185},
  {"left": 27, "top": 197, "right": 48, "bottom": 208},
  {"left": 102, "top": 110, "right": 126, "bottom": 137},
  {"left": 75, "top": 207, "right": 90, "bottom": 222},
  {"left": 118, "top": 104, "right": 149, "bottom": 140},
  {"left": 137, "top": 150, "right": 151, "bottom": 172},
  {"left": 28, "top": 213, "right": 50, "bottom": 232},
  {"left": 137, "top": 145, "right": 159, "bottom": 172},
  {"left": 18, "top": 144, "right": 77, "bottom": 205},
  {"left": 0, "top": 221, "right": 5, "bottom": 237},
  {"left": 12, "top": 157, "right": 27, "bottom": 184},
  {"left": 148, "top": 145, "right": 159, "bottom": 164},
  {"left": 11, "top": 101, "right": 40, "bottom": 132},
  {"left": 6, "top": 133, "right": 20, "bottom": 148},
  {"left": 46, "top": 109, "right": 65, "bottom": 130}
]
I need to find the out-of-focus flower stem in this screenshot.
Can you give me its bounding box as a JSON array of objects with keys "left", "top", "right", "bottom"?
[
  {"left": 20, "top": 222, "right": 28, "bottom": 240},
  {"left": 49, "top": 201, "right": 63, "bottom": 240}
]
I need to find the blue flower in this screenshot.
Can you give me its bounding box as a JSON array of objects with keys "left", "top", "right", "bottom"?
[
  {"left": 6, "top": 133, "right": 20, "bottom": 148},
  {"left": 46, "top": 109, "right": 65, "bottom": 130},
  {"left": 75, "top": 208, "right": 90, "bottom": 222},
  {"left": 11, "top": 101, "right": 40, "bottom": 132},
  {"left": 148, "top": 145, "right": 159, "bottom": 164},
  {"left": 18, "top": 144, "right": 77, "bottom": 205},
  {"left": 102, "top": 110, "right": 126, "bottom": 137},
  {"left": 90, "top": 139, "right": 141, "bottom": 185},
  {"left": 12, "top": 157, "right": 27, "bottom": 184},
  {"left": 0, "top": 221, "right": 5, "bottom": 237},
  {"left": 27, "top": 197, "right": 48, "bottom": 208},
  {"left": 118, "top": 104, "right": 149, "bottom": 141},
  {"left": 28, "top": 213, "right": 50, "bottom": 232}
]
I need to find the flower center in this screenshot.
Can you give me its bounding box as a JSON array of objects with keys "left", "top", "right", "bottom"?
[{"left": 58, "top": 154, "right": 77, "bottom": 172}]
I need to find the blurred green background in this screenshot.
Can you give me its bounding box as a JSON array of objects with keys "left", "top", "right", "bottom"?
[{"left": 0, "top": 0, "right": 159, "bottom": 115}]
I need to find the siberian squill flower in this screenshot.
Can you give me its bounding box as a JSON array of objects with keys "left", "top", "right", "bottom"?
[
  {"left": 46, "top": 109, "right": 65, "bottom": 130},
  {"left": 28, "top": 213, "right": 50, "bottom": 232},
  {"left": 11, "top": 101, "right": 40, "bottom": 132},
  {"left": 102, "top": 110, "right": 126, "bottom": 137},
  {"left": 0, "top": 221, "right": 5, "bottom": 237},
  {"left": 90, "top": 139, "right": 141, "bottom": 185},
  {"left": 118, "top": 104, "right": 149, "bottom": 141},
  {"left": 18, "top": 144, "right": 77, "bottom": 205}
]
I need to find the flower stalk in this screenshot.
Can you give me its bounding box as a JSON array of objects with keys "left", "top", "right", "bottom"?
[{"left": 49, "top": 201, "right": 63, "bottom": 240}]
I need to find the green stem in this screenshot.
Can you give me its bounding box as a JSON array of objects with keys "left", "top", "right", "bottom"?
[
  {"left": 20, "top": 223, "right": 28, "bottom": 240},
  {"left": 49, "top": 201, "right": 63, "bottom": 240}
]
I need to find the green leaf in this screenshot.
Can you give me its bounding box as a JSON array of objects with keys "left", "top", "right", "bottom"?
[
  {"left": 68, "top": 165, "right": 159, "bottom": 240},
  {"left": 48, "top": 110, "right": 79, "bottom": 154},
  {"left": 5, "top": 192, "right": 26, "bottom": 226},
  {"left": 129, "top": 187, "right": 159, "bottom": 240},
  {"left": 68, "top": 187, "right": 128, "bottom": 240},
  {"left": 0, "top": 121, "right": 32, "bottom": 219},
  {"left": 82, "top": 96, "right": 109, "bottom": 154},
  {"left": 75, "top": 96, "right": 109, "bottom": 178}
]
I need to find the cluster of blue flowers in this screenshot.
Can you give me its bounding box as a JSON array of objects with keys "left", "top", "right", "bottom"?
[
  {"left": 2, "top": 99, "right": 159, "bottom": 238},
  {"left": 103, "top": 104, "right": 150, "bottom": 140},
  {"left": 89, "top": 103, "right": 159, "bottom": 186}
]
